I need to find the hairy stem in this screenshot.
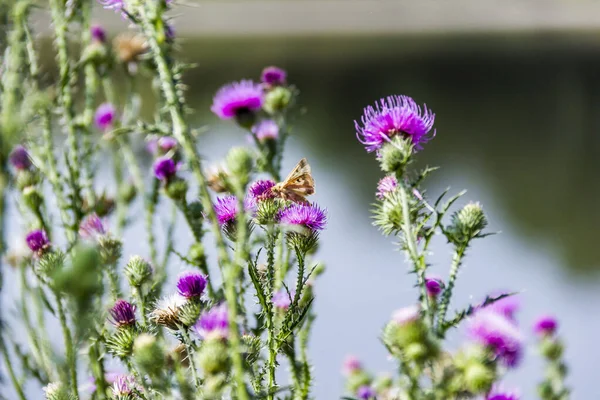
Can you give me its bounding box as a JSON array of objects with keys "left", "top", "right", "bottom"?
[
  {"left": 436, "top": 245, "right": 466, "bottom": 334},
  {"left": 0, "top": 336, "right": 26, "bottom": 400},
  {"left": 54, "top": 290, "right": 78, "bottom": 398}
]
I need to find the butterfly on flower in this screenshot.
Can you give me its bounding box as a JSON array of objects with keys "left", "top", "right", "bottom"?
[{"left": 271, "top": 158, "right": 315, "bottom": 203}]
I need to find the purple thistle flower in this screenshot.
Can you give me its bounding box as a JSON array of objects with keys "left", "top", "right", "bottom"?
[
  {"left": 357, "top": 385, "right": 376, "bottom": 400},
  {"left": 214, "top": 195, "right": 239, "bottom": 225},
  {"left": 112, "top": 375, "right": 135, "bottom": 396},
  {"left": 109, "top": 300, "right": 136, "bottom": 328},
  {"left": 533, "top": 315, "right": 558, "bottom": 336},
  {"left": 467, "top": 309, "right": 524, "bottom": 368},
  {"left": 486, "top": 386, "right": 520, "bottom": 400},
  {"left": 277, "top": 203, "right": 327, "bottom": 231},
  {"left": 94, "top": 103, "right": 117, "bottom": 131},
  {"left": 425, "top": 276, "right": 444, "bottom": 297},
  {"left": 342, "top": 355, "right": 362, "bottom": 376},
  {"left": 376, "top": 175, "right": 398, "bottom": 199},
  {"left": 79, "top": 213, "right": 107, "bottom": 239},
  {"left": 355, "top": 95, "right": 435, "bottom": 152},
  {"left": 90, "top": 24, "right": 106, "bottom": 43},
  {"left": 484, "top": 292, "right": 520, "bottom": 322},
  {"left": 391, "top": 304, "right": 421, "bottom": 325},
  {"left": 211, "top": 80, "right": 264, "bottom": 120},
  {"left": 248, "top": 180, "right": 276, "bottom": 204},
  {"left": 252, "top": 119, "right": 279, "bottom": 141},
  {"left": 158, "top": 136, "right": 178, "bottom": 152},
  {"left": 9, "top": 145, "right": 32, "bottom": 170},
  {"left": 176, "top": 271, "right": 208, "bottom": 299},
  {"left": 272, "top": 289, "right": 293, "bottom": 310},
  {"left": 261, "top": 66, "right": 287, "bottom": 86},
  {"left": 25, "top": 229, "right": 50, "bottom": 253},
  {"left": 194, "top": 303, "right": 229, "bottom": 340},
  {"left": 153, "top": 156, "right": 178, "bottom": 181}
]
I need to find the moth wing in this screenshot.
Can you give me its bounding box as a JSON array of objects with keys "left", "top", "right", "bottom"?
[{"left": 284, "top": 158, "right": 315, "bottom": 195}]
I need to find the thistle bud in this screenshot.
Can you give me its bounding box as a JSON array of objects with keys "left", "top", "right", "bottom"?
[
  {"left": 346, "top": 370, "right": 372, "bottom": 395},
  {"left": 98, "top": 236, "right": 123, "bottom": 265},
  {"left": 43, "top": 382, "right": 71, "bottom": 400},
  {"left": 464, "top": 363, "right": 495, "bottom": 394},
  {"left": 447, "top": 202, "right": 487, "bottom": 246},
  {"left": 165, "top": 178, "right": 188, "bottom": 201},
  {"left": 124, "top": 255, "right": 153, "bottom": 287},
  {"left": 81, "top": 41, "right": 109, "bottom": 66},
  {"left": 106, "top": 327, "right": 136, "bottom": 359},
  {"left": 263, "top": 86, "right": 293, "bottom": 114},
  {"left": 242, "top": 334, "right": 262, "bottom": 364},
  {"left": 177, "top": 301, "right": 203, "bottom": 328},
  {"left": 196, "top": 339, "right": 230, "bottom": 375},
  {"left": 23, "top": 186, "right": 43, "bottom": 212},
  {"left": 133, "top": 333, "right": 165, "bottom": 378},
  {"left": 203, "top": 374, "right": 228, "bottom": 398},
  {"left": 540, "top": 337, "right": 564, "bottom": 361},
  {"left": 119, "top": 183, "right": 137, "bottom": 204},
  {"left": 378, "top": 136, "right": 413, "bottom": 176},
  {"left": 16, "top": 170, "right": 41, "bottom": 191},
  {"left": 373, "top": 374, "right": 393, "bottom": 392},
  {"left": 187, "top": 243, "right": 207, "bottom": 270},
  {"left": 225, "top": 147, "right": 254, "bottom": 191}
]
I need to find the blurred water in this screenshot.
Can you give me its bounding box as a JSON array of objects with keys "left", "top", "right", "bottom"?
[{"left": 4, "top": 33, "right": 600, "bottom": 398}]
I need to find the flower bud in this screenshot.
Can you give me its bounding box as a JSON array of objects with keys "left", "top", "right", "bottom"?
[
  {"left": 16, "top": 170, "right": 40, "bottom": 191},
  {"left": 378, "top": 136, "right": 413, "bottom": 176},
  {"left": 124, "top": 255, "right": 153, "bottom": 287},
  {"left": 165, "top": 178, "right": 188, "bottom": 201},
  {"left": 263, "top": 86, "right": 292, "bottom": 114},
  {"left": 133, "top": 333, "right": 165, "bottom": 378},
  {"left": 373, "top": 374, "right": 393, "bottom": 392},
  {"left": 464, "top": 363, "right": 495, "bottom": 394},
  {"left": 346, "top": 370, "right": 371, "bottom": 395},
  {"left": 43, "top": 382, "right": 71, "bottom": 400},
  {"left": 540, "top": 337, "right": 564, "bottom": 361},
  {"left": 226, "top": 147, "right": 254, "bottom": 191},
  {"left": 81, "top": 41, "right": 109, "bottom": 66},
  {"left": 119, "top": 183, "right": 137, "bottom": 204},
  {"left": 187, "top": 243, "right": 207, "bottom": 270},
  {"left": 98, "top": 236, "right": 123, "bottom": 265},
  {"left": 203, "top": 374, "right": 228, "bottom": 398},
  {"left": 242, "top": 334, "right": 262, "bottom": 364},
  {"left": 106, "top": 327, "right": 137, "bottom": 359},
  {"left": 447, "top": 202, "right": 487, "bottom": 246},
  {"left": 23, "top": 186, "right": 43, "bottom": 212},
  {"left": 178, "top": 301, "right": 203, "bottom": 328},
  {"left": 197, "top": 339, "right": 230, "bottom": 375}
]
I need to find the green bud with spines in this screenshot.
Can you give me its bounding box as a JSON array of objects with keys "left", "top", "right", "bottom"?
[
  {"left": 378, "top": 136, "right": 413, "bottom": 177},
  {"left": 187, "top": 243, "right": 207, "bottom": 271},
  {"left": 263, "top": 86, "right": 293, "bottom": 114},
  {"left": 133, "top": 333, "right": 165, "bottom": 378},
  {"left": 255, "top": 198, "right": 281, "bottom": 225},
  {"left": 346, "top": 370, "right": 371, "bottom": 394},
  {"left": 124, "top": 255, "right": 153, "bottom": 287},
  {"left": 447, "top": 202, "right": 488, "bottom": 246},
  {"left": 16, "top": 170, "right": 40, "bottom": 191},
  {"left": 464, "top": 362, "right": 495, "bottom": 394},
  {"left": 178, "top": 301, "right": 203, "bottom": 328},
  {"left": 242, "top": 334, "right": 262, "bottom": 365},
  {"left": 98, "top": 236, "right": 123, "bottom": 265},
  {"left": 540, "top": 337, "right": 564, "bottom": 361},
  {"left": 225, "top": 147, "right": 254, "bottom": 191},
  {"left": 106, "top": 326, "right": 137, "bottom": 359},
  {"left": 119, "top": 183, "right": 137, "bottom": 204},
  {"left": 43, "top": 382, "right": 73, "bottom": 400},
  {"left": 36, "top": 251, "right": 65, "bottom": 282},
  {"left": 166, "top": 177, "right": 188, "bottom": 202},
  {"left": 203, "top": 373, "right": 228, "bottom": 399},
  {"left": 23, "top": 185, "right": 43, "bottom": 212},
  {"left": 197, "top": 339, "right": 230, "bottom": 375}
]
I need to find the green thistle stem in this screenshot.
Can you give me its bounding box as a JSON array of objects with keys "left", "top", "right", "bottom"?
[
  {"left": 436, "top": 245, "right": 466, "bottom": 334},
  {"left": 0, "top": 336, "right": 26, "bottom": 400},
  {"left": 266, "top": 229, "right": 277, "bottom": 399},
  {"left": 53, "top": 290, "right": 78, "bottom": 398},
  {"left": 179, "top": 327, "right": 200, "bottom": 389}
]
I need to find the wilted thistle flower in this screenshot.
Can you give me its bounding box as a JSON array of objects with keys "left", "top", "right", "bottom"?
[
  {"left": 95, "top": 103, "right": 117, "bottom": 131},
  {"left": 153, "top": 156, "right": 178, "bottom": 181},
  {"left": 357, "top": 385, "right": 376, "bottom": 400},
  {"left": 79, "top": 213, "right": 107, "bottom": 239},
  {"left": 272, "top": 288, "right": 294, "bottom": 310},
  {"left": 467, "top": 309, "right": 524, "bottom": 368},
  {"left": 124, "top": 255, "right": 153, "bottom": 287},
  {"left": 9, "top": 145, "right": 32, "bottom": 170},
  {"left": 176, "top": 271, "right": 207, "bottom": 299},
  {"left": 194, "top": 303, "right": 229, "bottom": 340},
  {"left": 90, "top": 24, "right": 106, "bottom": 43},
  {"left": 26, "top": 229, "right": 50, "bottom": 254},
  {"left": 486, "top": 385, "right": 520, "bottom": 400},
  {"left": 533, "top": 315, "right": 558, "bottom": 337},
  {"left": 425, "top": 276, "right": 444, "bottom": 298},
  {"left": 211, "top": 80, "right": 264, "bottom": 122},
  {"left": 248, "top": 179, "right": 276, "bottom": 204},
  {"left": 342, "top": 355, "right": 362, "bottom": 376},
  {"left": 376, "top": 175, "right": 398, "bottom": 199},
  {"left": 277, "top": 203, "right": 327, "bottom": 232},
  {"left": 448, "top": 202, "right": 488, "bottom": 246},
  {"left": 252, "top": 119, "right": 279, "bottom": 142},
  {"left": 355, "top": 95, "right": 435, "bottom": 153},
  {"left": 261, "top": 66, "right": 287, "bottom": 86},
  {"left": 109, "top": 299, "right": 136, "bottom": 328},
  {"left": 150, "top": 294, "right": 187, "bottom": 330}
]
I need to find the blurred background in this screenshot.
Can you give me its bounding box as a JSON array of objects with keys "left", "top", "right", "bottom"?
[{"left": 15, "top": 0, "right": 600, "bottom": 398}]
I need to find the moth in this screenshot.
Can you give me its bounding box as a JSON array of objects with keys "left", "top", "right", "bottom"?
[{"left": 271, "top": 158, "right": 315, "bottom": 203}]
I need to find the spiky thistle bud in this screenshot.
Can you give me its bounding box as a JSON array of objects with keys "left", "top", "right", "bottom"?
[
  {"left": 22, "top": 186, "right": 43, "bottom": 212},
  {"left": 263, "top": 86, "right": 293, "bottom": 114},
  {"left": 133, "top": 334, "right": 165, "bottom": 378},
  {"left": 43, "top": 382, "right": 72, "bottom": 400},
  {"left": 447, "top": 202, "right": 488, "bottom": 246},
  {"left": 225, "top": 147, "right": 254, "bottom": 191},
  {"left": 196, "top": 339, "right": 230, "bottom": 375},
  {"left": 378, "top": 136, "right": 413, "bottom": 177},
  {"left": 124, "top": 256, "right": 153, "bottom": 287},
  {"left": 98, "top": 236, "right": 123, "bottom": 265}
]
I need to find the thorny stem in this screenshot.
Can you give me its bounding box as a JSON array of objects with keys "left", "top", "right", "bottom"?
[
  {"left": 53, "top": 290, "right": 78, "bottom": 398},
  {"left": 0, "top": 336, "right": 26, "bottom": 400},
  {"left": 133, "top": 285, "right": 148, "bottom": 326},
  {"left": 49, "top": 0, "right": 84, "bottom": 241},
  {"left": 107, "top": 262, "right": 122, "bottom": 300},
  {"left": 266, "top": 228, "right": 278, "bottom": 399},
  {"left": 179, "top": 327, "right": 200, "bottom": 389},
  {"left": 398, "top": 181, "right": 430, "bottom": 321},
  {"left": 436, "top": 245, "right": 466, "bottom": 334},
  {"left": 135, "top": 4, "right": 248, "bottom": 398}
]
